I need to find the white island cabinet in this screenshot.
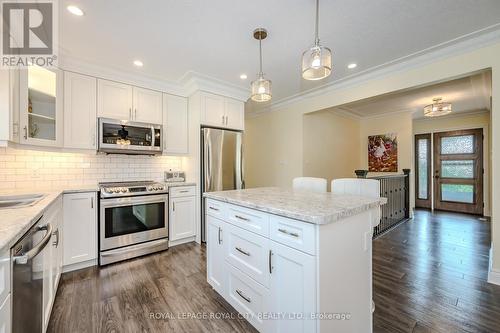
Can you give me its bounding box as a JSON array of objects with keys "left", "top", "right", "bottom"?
[{"left": 204, "top": 187, "right": 385, "bottom": 333}]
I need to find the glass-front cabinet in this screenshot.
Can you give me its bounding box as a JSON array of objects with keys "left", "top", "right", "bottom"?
[{"left": 19, "top": 66, "right": 63, "bottom": 147}]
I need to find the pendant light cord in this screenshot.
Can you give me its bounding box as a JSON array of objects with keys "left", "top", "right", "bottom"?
[
  {"left": 314, "top": 0, "right": 320, "bottom": 45},
  {"left": 259, "top": 37, "right": 263, "bottom": 77}
]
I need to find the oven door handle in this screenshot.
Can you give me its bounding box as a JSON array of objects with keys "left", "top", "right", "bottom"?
[{"left": 99, "top": 194, "right": 169, "bottom": 207}]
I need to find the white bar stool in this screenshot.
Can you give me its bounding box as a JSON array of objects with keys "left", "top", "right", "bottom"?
[{"left": 292, "top": 177, "right": 327, "bottom": 193}]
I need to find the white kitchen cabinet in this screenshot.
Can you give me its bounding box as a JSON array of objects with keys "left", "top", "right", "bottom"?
[
  {"left": 97, "top": 79, "right": 133, "bottom": 120},
  {"left": 268, "top": 241, "right": 316, "bottom": 333},
  {"left": 224, "top": 97, "right": 245, "bottom": 130},
  {"left": 0, "top": 69, "right": 20, "bottom": 143},
  {"left": 0, "top": 294, "right": 11, "bottom": 333},
  {"left": 199, "top": 92, "right": 245, "bottom": 130},
  {"left": 169, "top": 186, "right": 196, "bottom": 244},
  {"left": 19, "top": 66, "right": 64, "bottom": 147},
  {"left": 63, "top": 192, "right": 97, "bottom": 269},
  {"left": 206, "top": 215, "right": 226, "bottom": 296},
  {"left": 64, "top": 72, "right": 97, "bottom": 149},
  {"left": 133, "top": 87, "right": 163, "bottom": 124},
  {"left": 163, "top": 93, "right": 189, "bottom": 154},
  {"left": 50, "top": 200, "right": 63, "bottom": 297},
  {"left": 200, "top": 92, "right": 226, "bottom": 127},
  {"left": 205, "top": 198, "right": 375, "bottom": 333}
]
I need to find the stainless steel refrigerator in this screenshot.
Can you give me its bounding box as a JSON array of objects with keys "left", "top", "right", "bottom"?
[{"left": 201, "top": 127, "right": 244, "bottom": 242}]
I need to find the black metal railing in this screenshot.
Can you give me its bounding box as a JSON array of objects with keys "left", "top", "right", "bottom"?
[{"left": 355, "top": 169, "right": 411, "bottom": 237}]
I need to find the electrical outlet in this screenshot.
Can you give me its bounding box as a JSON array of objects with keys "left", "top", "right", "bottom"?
[{"left": 31, "top": 168, "right": 40, "bottom": 179}]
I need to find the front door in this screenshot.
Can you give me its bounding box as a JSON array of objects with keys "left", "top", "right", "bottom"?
[{"left": 433, "top": 129, "right": 483, "bottom": 215}]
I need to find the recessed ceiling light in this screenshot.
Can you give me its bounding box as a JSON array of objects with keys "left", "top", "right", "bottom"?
[
  {"left": 133, "top": 60, "right": 144, "bottom": 67},
  {"left": 347, "top": 63, "right": 357, "bottom": 69},
  {"left": 240, "top": 74, "right": 247, "bottom": 80},
  {"left": 67, "top": 5, "right": 84, "bottom": 16}
]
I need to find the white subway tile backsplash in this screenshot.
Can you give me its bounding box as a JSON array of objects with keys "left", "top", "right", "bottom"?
[{"left": 0, "top": 147, "right": 183, "bottom": 189}]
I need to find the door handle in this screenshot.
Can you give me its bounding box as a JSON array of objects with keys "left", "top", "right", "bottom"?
[
  {"left": 278, "top": 228, "right": 299, "bottom": 238},
  {"left": 236, "top": 289, "right": 251, "bottom": 303},
  {"left": 221, "top": 115, "right": 225, "bottom": 125},
  {"left": 269, "top": 250, "right": 273, "bottom": 274},
  {"left": 218, "top": 227, "right": 222, "bottom": 244},
  {"left": 234, "top": 215, "right": 250, "bottom": 222},
  {"left": 91, "top": 197, "right": 94, "bottom": 209},
  {"left": 173, "top": 202, "right": 175, "bottom": 211},
  {"left": 23, "top": 126, "right": 27, "bottom": 140}
]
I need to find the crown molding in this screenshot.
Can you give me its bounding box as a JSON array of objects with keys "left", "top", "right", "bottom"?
[
  {"left": 180, "top": 71, "right": 250, "bottom": 101},
  {"left": 248, "top": 23, "right": 500, "bottom": 116},
  {"left": 58, "top": 53, "right": 250, "bottom": 100}
]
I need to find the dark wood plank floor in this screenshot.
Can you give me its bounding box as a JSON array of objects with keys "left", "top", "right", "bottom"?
[{"left": 48, "top": 209, "right": 500, "bottom": 333}]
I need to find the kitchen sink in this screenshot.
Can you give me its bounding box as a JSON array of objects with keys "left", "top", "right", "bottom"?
[{"left": 0, "top": 194, "right": 46, "bottom": 209}]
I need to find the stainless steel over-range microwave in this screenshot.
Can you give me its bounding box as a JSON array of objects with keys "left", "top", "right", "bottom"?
[{"left": 98, "top": 118, "right": 162, "bottom": 155}]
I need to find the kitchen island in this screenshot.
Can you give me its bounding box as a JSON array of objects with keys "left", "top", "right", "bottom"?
[{"left": 203, "top": 187, "right": 386, "bottom": 333}]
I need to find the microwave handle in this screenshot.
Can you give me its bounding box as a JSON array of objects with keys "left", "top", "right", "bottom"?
[{"left": 151, "top": 126, "right": 155, "bottom": 147}]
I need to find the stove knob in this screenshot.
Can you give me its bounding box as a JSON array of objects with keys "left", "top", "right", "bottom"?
[
  {"left": 113, "top": 188, "right": 120, "bottom": 193},
  {"left": 121, "top": 188, "right": 127, "bottom": 193}
]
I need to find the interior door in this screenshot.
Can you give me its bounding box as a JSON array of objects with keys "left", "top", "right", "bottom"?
[
  {"left": 415, "top": 134, "right": 431, "bottom": 209},
  {"left": 434, "top": 129, "right": 483, "bottom": 215}
]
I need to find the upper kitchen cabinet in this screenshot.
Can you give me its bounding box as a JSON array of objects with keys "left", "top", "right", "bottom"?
[
  {"left": 97, "top": 79, "right": 162, "bottom": 124},
  {"left": 199, "top": 92, "right": 245, "bottom": 130},
  {"left": 64, "top": 72, "right": 97, "bottom": 150},
  {"left": 0, "top": 69, "right": 20, "bottom": 143},
  {"left": 133, "top": 87, "right": 163, "bottom": 124},
  {"left": 19, "top": 66, "right": 63, "bottom": 147},
  {"left": 163, "top": 93, "right": 188, "bottom": 154},
  {"left": 224, "top": 97, "right": 245, "bottom": 130},
  {"left": 97, "top": 79, "right": 133, "bottom": 121}
]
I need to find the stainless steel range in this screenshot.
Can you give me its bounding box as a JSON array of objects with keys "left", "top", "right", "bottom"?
[{"left": 99, "top": 181, "right": 169, "bottom": 265}]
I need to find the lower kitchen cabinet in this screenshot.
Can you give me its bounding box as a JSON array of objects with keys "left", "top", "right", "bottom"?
[
  {"left": 63, "top": 192, "right": 97, "bottom": 270},
  {"left": 0, "top": 294, "right": 11, "bottom": 333},
  {"left": 169, "top": 186, "right": 196, "bottom": 245},
  {"left": 268, "top": 241, "right": 316, "bottom": 333},
  {"left": 206, "top": 215, "right": 226, "bottom": 296}
]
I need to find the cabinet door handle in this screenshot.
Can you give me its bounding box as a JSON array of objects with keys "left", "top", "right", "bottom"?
[
  {"left": 91, "top": 197, "right": 94, "bottom": 209},
  {"left": 269, "top": 250, "right": 273, "bottom": 274},
  {"left": 209, "top": 206, "right": 219, "bottom": 212},
  {"left": 173, "top": 202, "right": 175, "bottom": 211},
  {"left": 221, "top": 115, "right": 225, "bottom": 125},
  {"left": 23, "top": 126, "right": 27, "bottom": 140},
  {"left": 278, "top": 228, "right": 299, "bottom": 238},
  {"left": 236, "top": 289, "right": 251, "bottom": 303},
  {"left": 135, "top": 109, "right": 137, "bottom": 120},
  {"left": 234, "top": 215, "right": 250, "bottom": 222},
  {"left": 52, "top": 229, "right": 60, "bottom": 247},
  {"left": 129, "top": 108, "right": 132, "bottom": 119},
  {"left": 179, "top": 190, "right": 189, "bottom": 193},
  {"left": 218, "top": 227, "right": 222, "bottom": 244},
  {"left": 235, "top": 247, "right": 250, "bottom": 256}
]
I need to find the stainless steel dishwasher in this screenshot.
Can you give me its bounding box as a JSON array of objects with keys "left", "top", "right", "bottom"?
[{"left": 11, "top": 215, "right": 53, "bottom": 333}]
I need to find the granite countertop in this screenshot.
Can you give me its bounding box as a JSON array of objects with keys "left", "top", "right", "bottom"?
[
  {"left": 0, "top": 185, "right": 99, "bottom": 253},
  {"left": 203, "top": 187, "right": 387, "bottom": 225}
]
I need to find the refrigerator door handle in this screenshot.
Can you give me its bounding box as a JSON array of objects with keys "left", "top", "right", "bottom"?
[{"left": 204, "top": 133, "right": 212, "bottom": 191}]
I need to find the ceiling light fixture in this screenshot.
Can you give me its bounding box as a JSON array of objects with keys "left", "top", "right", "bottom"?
[
  {"left": 347, "top": 63, "right": 357, "bottom": 69},
  {"left": 67, "top": 5, "right": 84, "bottom": 16},
  {"left": 423, "top": 97, "right": 452, "bottom": 117},
  {"left": 133, "top": 60, "right": 144, "bottom": 67},
  {"left": 240, "top": 74, "right": 248, "bottom": 80},
  {"left": 250, "top": 28, "right": 272, "bottom": 102},
  {"left": 302, "top": 0, "right": 332, "bottom": 80}
]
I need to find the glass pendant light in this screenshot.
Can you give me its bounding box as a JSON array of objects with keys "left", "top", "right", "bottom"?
[
  {"left": 302, "top": 0, "right": 332, "bottom": 80},
  {"left": 423, "top": 97, "right": 452, "bottom": 117},
  {"left": 251, "top": 28, "right": 272, "bottom": 102}
]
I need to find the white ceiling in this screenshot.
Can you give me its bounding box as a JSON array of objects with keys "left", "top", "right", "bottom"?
[
  {"left": 59, "top": 0, "right": 500, "bottom": 103},
  {"left": 333, "top": 71, "right": 491, "bottom": 119}
]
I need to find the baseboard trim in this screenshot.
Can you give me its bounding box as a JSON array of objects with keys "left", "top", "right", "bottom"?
[
  {"left": 169, "top": 236, "right": 196, "bottom": 247},
  {"left": 488, "top": 247, "right": 500, "bottom": 286},
  {"left": 63, "top": 259, "right": 97, "bottom": 273}
]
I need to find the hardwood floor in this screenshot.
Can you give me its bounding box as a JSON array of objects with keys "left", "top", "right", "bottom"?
[
  {"left": 373, "top": 209, "right": 500, "bottom": 333},
  {"left": 48, "top": 209, "right": 500, "bottom": 333}
]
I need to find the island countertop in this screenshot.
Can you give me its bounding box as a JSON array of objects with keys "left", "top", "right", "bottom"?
[{"left": 203, "top": 187, "right": 387, "bottom": 225}]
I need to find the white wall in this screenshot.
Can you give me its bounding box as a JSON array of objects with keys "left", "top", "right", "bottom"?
[{"left": 302, "top": 110, "right": 360, "bottom": 190}]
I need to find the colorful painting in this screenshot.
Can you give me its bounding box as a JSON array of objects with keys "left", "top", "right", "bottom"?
[{"left": 368, "top": 133, "right": 398, "bottom": 172}]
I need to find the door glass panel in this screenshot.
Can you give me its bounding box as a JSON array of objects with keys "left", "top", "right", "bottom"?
[
  {"left": 104, "top": 202, "right": 165, "bottom": 238},
  {"left": 441, "top": 135, "right": 474, "bottom": 154},
  {"left": 27, "top": 66, "right": 56, "bottom": 140},
  {"left": 441, "top": 160, "right": 474, "bottom": 179},
  {"left": 441, "top": 184, "right": 474, "bottom": 203},
  {"left": 417, "top": 138, "right": 428, "bottom": 199}
]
